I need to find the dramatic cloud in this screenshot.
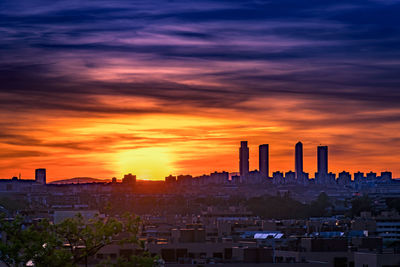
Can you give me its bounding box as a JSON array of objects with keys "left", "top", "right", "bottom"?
[{"left": 0, "top": 0, "right": 399, "bottom": 180}]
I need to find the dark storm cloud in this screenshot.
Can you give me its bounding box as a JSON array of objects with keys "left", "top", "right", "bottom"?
[
  {"left": 0, "top": 0, "right": 399, "bottom": 114},
  {"left": 0, "top": 150, "right": 48, "bottom": 158},
  {"left": 0, "top": 63, "right": 250, "bottom": 114}
]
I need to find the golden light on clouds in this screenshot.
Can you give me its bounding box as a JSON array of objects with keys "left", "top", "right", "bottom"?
[{"left": 0, "top": 94, "right": 399, "bottom": 181}]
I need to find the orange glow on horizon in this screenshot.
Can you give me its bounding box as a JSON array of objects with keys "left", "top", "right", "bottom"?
[{"left": 1, "top": 94, "right": 399, "bottom": 182}]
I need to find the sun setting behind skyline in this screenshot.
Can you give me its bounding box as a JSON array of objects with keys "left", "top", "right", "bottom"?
[
  {"left": 0, "top": 0, "right": 400, "bottom": 182},
  {"left": 1, "top": 104, "right": 399, "bottom": 181}
]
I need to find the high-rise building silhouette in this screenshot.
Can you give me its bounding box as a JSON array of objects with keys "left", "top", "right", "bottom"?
[
  {"left": 317, "top": 146, "right": 328, "bottom": 174},
  {"left": 380, "top": 171, "right": 392, "bottom": 182},
  {"left": 295, "top": 142, "right": 303, "bottom": 179},
  {"left": 35, "top": 168, "right": 46, "bottom": 184},
  {"left": 123, "top": 173, "right": 136, "bottom": 184},
  {"left": 239, "top": 141, "right": 249, "bottom": 177},
  {"left": 259, "top": 144, "right": 269, "bottom": 178},
  {"left": 354, "top": 171, "right": 364, "bottom": 183}
]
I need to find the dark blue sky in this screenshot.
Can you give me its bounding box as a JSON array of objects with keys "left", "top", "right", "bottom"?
[{"left": 1, "top": 1, "right": 400, "bottom": 109}]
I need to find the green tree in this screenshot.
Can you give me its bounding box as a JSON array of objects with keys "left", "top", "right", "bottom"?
[
  {"left": 351, "top": 195, "right": 373, "bottom": 217},
  {"left": 0, "top": 215, "right": 70, "bottom": 267},
  {"left": 308, "top": 192, "right": 331, "bottom": 217},
  {"left": 0, "top": 215, "right": 29, "bottom": 266},
  {"left": 0, "top": 197, "right": 27, "bottom": 214},
  {"left": 246, "top": 195, "right": 308, "bottom": 219},
  {"left": 0, "top": 213, "right": 153, "bottom": 267},
  {"left": 386, "top": 198, "right": 400, "bottom": 213},
  {"left": 98, "top": 252, "right": 157, "bottom": 267},
  {"left": 24, "top": 219, "right": 72, "bottom": 267},
  {"left": 56, "top": 213, "right": 142, "bottom": 267}
]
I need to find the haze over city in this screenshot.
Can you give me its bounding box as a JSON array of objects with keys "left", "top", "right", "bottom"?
[{"left": 1, "top": 0, "right": 400, "bottom": 181}]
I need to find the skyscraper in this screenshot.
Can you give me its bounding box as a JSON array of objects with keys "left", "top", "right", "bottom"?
[
  {"left": 35, "top": 168, "right": 46, "bottom": 184},
  {"left": 317, "top": 145, "right": 328, "bottom": 174},
  {"left": 259, "top": 144, "right": 269, "bottom": 178},
  {"left": 239, "top": 141, "right": 249, "bottom": 177},
  {"left": 123, "top": 173, "right": 136, "bottom": 184},
  {"left": 295, "top": 142, "right": 303, "bottom": 179}
]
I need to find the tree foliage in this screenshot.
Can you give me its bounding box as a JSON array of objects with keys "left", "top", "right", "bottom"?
[
  {"left": 246, "top": 195, "right": 309, "bottom": 219},
  {"left": 98, "top": 252, "right": 157, "bottom": 267},
  {"left": 308, "top": 192, "right": 331, "bottom": 217},
  {"left": 0, "top": 213, "right": 153, "bottom": 267},
  {"left": 240, "top": 192, "right": 333, "bottom": 219},
  {"left": 0, "top": 196, "right": 27, "bottom": 214},
  {"left": 386, "top": 198, "right": 400, "bottom": 213},
  {"left": 351, "top": 195, "right": 373, "bottom": 216}
]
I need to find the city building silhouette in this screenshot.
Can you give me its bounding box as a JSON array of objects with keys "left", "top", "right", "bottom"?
[
  {"left": 317, "top": 146, "right": 328, "bottom": 175},
  {"left": 35, "top": 168, "right": 46, "bottom": 184},
  {"left": 259, "top": 144, "right": 269, "bottom": 178},
  {"left": 239, "top": 141, "right": 249, "bottom": 177},
  {"left": 295, "top": 142, "right": 303, "bottom": 179}
]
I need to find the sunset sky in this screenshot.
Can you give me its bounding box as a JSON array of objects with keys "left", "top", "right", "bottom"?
[{"left": 1, "top": 0, "right": 400, "bottom": 181}]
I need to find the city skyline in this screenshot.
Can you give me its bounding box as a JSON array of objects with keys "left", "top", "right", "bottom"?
[
  {"left": 1, "top": 1, "right": 400, "bottom": 181},
  {"left": 2, "top": 140, "right": 397, "bottom": 181}
]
